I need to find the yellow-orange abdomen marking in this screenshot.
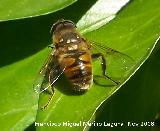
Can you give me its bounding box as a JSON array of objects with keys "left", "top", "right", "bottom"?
[
  {"left": 60, "top": 51, "right": 92, "bottom": 92},
  {"left": 64, "top": 53, "right": 92, "bottom": 91}
]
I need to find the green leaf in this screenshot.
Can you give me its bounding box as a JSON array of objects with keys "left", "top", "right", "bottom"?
[
  {"left": 77, "top": 0, "right": 130, "bottom": 34},
  {"left": 0, "top": 1, "right": 99, "bottom": 130},
  {"left": 0, "top": 0, "right": 77, "bottom": 21},
  {"left": 0, "top": 0, "right": 159, "bottom": 131},
  {"left": 90, "top": 42, "right": 160, "bottom": 131},
  {"left": 0, "top": 53, "right": 39, "bottom": 130},
  {"left": 35, "top": 0, "right": 160, "bottom": 131}
]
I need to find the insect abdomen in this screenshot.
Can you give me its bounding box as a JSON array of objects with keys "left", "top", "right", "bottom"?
[{"left": 60, "top": 51, "right": 93, "bottom": 92}]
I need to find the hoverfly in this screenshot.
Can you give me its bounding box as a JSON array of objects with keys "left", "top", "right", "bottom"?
[{"left": 34, "top": 19, "right": 133, "bottom": 109}]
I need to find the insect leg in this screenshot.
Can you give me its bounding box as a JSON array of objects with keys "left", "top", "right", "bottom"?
[
  {"left": 41, "top": 85, "right": 55, "bottom": 110},
  {"left": 41, "top": 69, "right": 55, "bottom": 110},
  {"left": 92, "top": 53, "right": 119, "bottom": 85},
  {"left": 41, "top": 65, "right": 65, "bottom": 109},
  {"left": 48, "top": 44, "right": 54, "bottom": 49}
]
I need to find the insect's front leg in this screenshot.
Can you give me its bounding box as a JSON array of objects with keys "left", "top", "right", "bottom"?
[
  {"left": 48, "top": 44, "right": 54, "bottom": 49},
  {"left": 91, "top": 53, "right": 119, "bottom": 85}
]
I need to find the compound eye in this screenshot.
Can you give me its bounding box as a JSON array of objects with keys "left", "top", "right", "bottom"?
[
  {"left": 50, "top": 20, "right": 76, "bottom": 34},
  {"left": 50, "top": 22, "right": 63, "bottom": 34},
  {"left": 63, "top": 20, "right": 76, "bottom": 29}
]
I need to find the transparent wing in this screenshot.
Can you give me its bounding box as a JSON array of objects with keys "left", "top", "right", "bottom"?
[
  {"left": 33, "top": 50, "right": 65, "bottom": 94},
  {"left": 90, "top": 41, "right": 134, "bottom": 79},
  {"left": 91, "top": 41, "right": 133, "bottom": 59},
  {"left": 39, "top": 66, "right": 65, "bottom": 93}
]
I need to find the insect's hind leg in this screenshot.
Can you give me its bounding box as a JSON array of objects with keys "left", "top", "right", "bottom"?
[
  {"left": 41, "top": 64, "right": 65, "bottom": 109},
  {"left": 41, "top": 70, "right": 55, "bottom": 110},
  {"left": 41, "top": 86, "right": 54, "bottom": 110},
  {"left": 91, "top": 53, "right": 119, "bottom": 85}
]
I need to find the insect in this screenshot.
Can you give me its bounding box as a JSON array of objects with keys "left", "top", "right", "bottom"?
[{"left": 34, "top": 19, "right": 133, "bottom": 109}]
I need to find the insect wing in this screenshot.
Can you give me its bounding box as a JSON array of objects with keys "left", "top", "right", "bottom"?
[
  {"left": 33, "top": 51, "right": 54, "bottom": 93},
  {"left": 91, "top": 41, "right": 134, "bottom": 78},
  {"left": 33, "top": 76, "right": 48, "bottom": 94},
  {"left": 33, "top": 51, "right": 65, "bottom": 94},
  {"left": 40, "top": 65, "right": 66, "bottom": 93}
]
